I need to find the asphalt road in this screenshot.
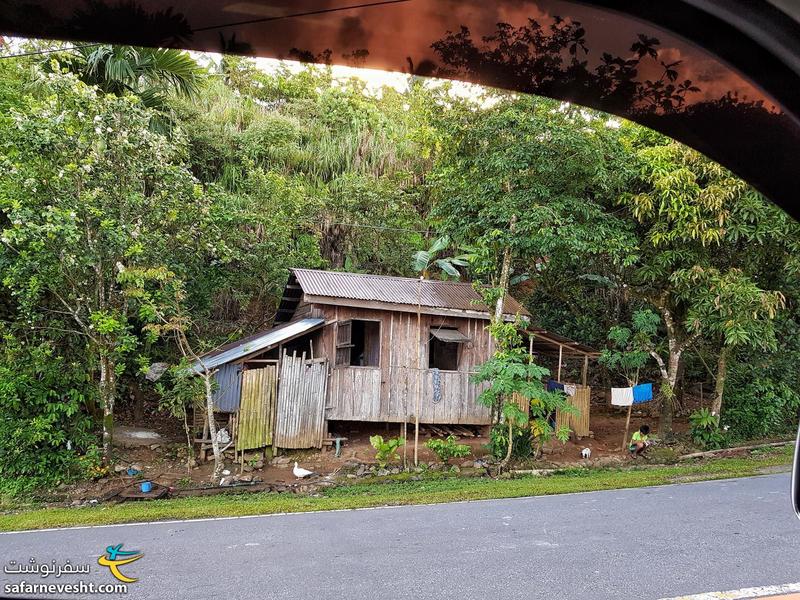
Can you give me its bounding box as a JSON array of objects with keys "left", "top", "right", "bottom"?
[{"left": 2, "top": 474, "right": 799, "bottom": 600}]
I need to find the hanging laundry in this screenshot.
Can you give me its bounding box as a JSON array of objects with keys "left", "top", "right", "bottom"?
[
  {"left": 547, "top": 379, "right": 565, "bottom": 392},
  {"left": 563, "top": 383, "right": 577, "bottom": 397},
  {"left": 611, "top": 387, "right": 634, "bottom": 406},
  {"left": 632, "top": 383, "right": 653, "bottom": 404},
  {"left": 431, "top": 368, "right": 442, "bottom": 404}
]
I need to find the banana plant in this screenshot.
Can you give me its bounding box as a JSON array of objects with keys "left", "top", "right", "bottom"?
[{"left": 411, "top": 235, "right": 475, "bottom": 279}]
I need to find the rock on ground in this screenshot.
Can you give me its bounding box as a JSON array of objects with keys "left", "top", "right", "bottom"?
[{"left": 113, "top": 426, "right": 163, "bottom": 448}]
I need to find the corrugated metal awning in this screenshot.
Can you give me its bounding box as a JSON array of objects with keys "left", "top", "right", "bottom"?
[
  {"left": 431, "top": 329, "right": 471, "bottom": 343},
  {"left": 190, "top": 318, "right": 325, "bottom": 373}
]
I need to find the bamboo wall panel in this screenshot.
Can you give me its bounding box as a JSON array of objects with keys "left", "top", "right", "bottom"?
[
  {"left": 236, "top": 366, "right": 277, "bottom": 451},
  {"left": 274, "top": 353, "right": 328, "bottom": 449},
  {"left": 511, "top": 392, "right": 530, "bottom": 412},
  {"left": 556, "top": 384, "right": 591, "bottom": 438}
]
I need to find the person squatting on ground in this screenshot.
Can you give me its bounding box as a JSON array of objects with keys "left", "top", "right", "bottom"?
[{"left": 630, "top": 424, "right": 651, "bottom": 457}]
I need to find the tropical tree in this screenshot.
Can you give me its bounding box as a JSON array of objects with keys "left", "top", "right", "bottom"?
[
  {"left": 618, "top": 140, "right": 794, "bottom": 434},
  {"left": 52, "top": 44, "right": 204, "bottom": 109},
  {"left": 684, "top": 268, "right": 785, "bottom": 415},
  {"left": 599, "top": 317, "right": 652, "bottom": 387},
  {"left": 431, "top": 94, "right": 631, "bottom": 300},
  {"left": 0, "top": 70, "right": 213, "bottom": 463},
  {"left": 474, "top": 317, "right": 571, "bottom": 464}
]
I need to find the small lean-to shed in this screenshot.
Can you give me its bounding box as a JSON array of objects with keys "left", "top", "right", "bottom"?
[{"left": 190, "top": 318, "right": 326, "bottom": 414}]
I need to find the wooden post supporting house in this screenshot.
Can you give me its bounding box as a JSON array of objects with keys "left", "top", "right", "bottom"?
[
  {"left": 557, "top": 344, "right": 563, "bottom": 381},
  {"left": 582, "top": 355, "right": 589, "bottom": 386},
  {"left": 414, "top": 276, "right": 422, "bottom": 466}
]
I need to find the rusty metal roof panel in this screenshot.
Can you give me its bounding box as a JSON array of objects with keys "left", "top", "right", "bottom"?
[
  {"left": 190, "top": 318, "right": 325, "bottom": 372},
  {"left": 292, "top": 269, "right": 530, "bottom": 317}
]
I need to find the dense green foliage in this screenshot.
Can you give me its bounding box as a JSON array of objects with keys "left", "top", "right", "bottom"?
[
  {"left": 689, "top": 408, "right": 726, "bottom": 450},
  {"left": 425, "top": 435, "right": 471, "bottom": 464},
  {"left": 369, "top": 435, "right": 405, "bottom": 468},
  {"left": 0, "top": 332, "right": 98, "bottom": 495},
  {"left": 1, "top": 39, "right": 799, "bottom": 494}
]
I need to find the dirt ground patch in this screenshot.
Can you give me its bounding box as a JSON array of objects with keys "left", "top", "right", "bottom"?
[{"left": 50, "top": 404, "right": 697, "bottom": 507}]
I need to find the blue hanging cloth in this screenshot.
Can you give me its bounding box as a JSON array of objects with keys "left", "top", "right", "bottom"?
[
  {"left": 632, "top": 383, "right": 653, "bottom": 404},
  {"left": 547, "top": 379, "right": 565, "bottom": 392}
]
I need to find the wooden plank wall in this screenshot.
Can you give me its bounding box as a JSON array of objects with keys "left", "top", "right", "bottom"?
[
  {"left": 328, "top": 367, "right": 382, "bottom": 420},
  {"left": 274, "top": 353, "right": 329, "bottom": 449},
  {"left": 318, "top": 304, "right": 494, "bottom": 424},
  {"left": 236, "top": 366, "right": 277, "bottom": 451}
]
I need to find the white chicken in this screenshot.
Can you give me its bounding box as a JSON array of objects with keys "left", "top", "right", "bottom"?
[{"left": 293, "top": 462, "right": 316, "bottom": 479}]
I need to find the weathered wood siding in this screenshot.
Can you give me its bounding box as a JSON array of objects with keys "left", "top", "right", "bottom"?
[
  {"left": 274, "top": 353, "right": 329, "bottom": 448},
  {"left": 327, "top": 367, "right": 382, "bottom": 420},
  {"left": 236, "top": 366, "right": 277, "bottom": 451},
  {"left": 319, "top": 305, "right": 494, "bottom": 424}
]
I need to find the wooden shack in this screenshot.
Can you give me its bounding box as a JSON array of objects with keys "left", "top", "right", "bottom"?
[
  {"left": 192, "top": 269, "right": 597, "bottom": 450},
  {"left": 278, "top": 269, "right": 533, "bottom": 425}
]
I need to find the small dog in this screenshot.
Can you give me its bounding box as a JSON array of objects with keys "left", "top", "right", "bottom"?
[{"left": 581, "top": 447, "right": 592, "bottom": 459}]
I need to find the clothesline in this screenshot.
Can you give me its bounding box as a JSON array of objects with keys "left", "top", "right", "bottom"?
[{"left": 611, "top": 383, "right": 654, "bottom": 406}]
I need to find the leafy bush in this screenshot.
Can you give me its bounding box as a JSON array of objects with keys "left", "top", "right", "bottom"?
[
  {"left": 689, "top": 408, "right": 726, "bottom": 450},
  {"left": 487, "top": 423, "right": 533, "bottom": 460},
  {"left": 369, "top": 435, "right": 405, "bottom": 467},
  {"left": 0, "top": 334, "right": 98, "bottom": 496},
  {"left": 425, "top": 435, "right": 471, "bottom": 464},
  {"left": 722, "top": 329, "right": 800, "bottom": 441}
]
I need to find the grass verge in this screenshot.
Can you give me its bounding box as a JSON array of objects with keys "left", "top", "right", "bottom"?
[{"left": 0, "top": 445, "right": 792, "bottom": 532}]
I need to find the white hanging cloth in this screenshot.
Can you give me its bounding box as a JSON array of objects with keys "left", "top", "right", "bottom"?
[{"left": 611, "top": 387, "right": 634, "bottom": 406}]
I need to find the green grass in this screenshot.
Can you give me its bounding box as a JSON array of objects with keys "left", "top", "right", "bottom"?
[{"left": 0, "top": 446, "right": 792, "bottom": 532}]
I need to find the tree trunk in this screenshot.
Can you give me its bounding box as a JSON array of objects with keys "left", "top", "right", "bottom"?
[
  {"left": 320, "top": 219, "right": 347, "bottom": 268},
  {"left": 131, "top": 378, "right": 145, "bottom": 424},
  {"left": 659, "top": 378, "right": 674, "bottom": 437},
  {"left": 658, "top": 347, "right": 682, "bottom": 437},
  {"left": 493, "top": 216, "right": 516, "bottom": 431},
  {"left": 503, "top": 416, "right": 513, "bottom": 466},
  {"left": 711, "top": 346, "right": 730, "bottom": 416},
  {"left": 414, "top": 277, "right": 422, "bottom": 466},
  {"left": 201, "top": 368, "right": 223, "bottom": 481},
  {"left": 649, "top": 301, "right": 696, "bottom": 438},
  {"left": 99, "top": 355, "right": 117, "bottom": 466},
  {"left": 493, "top": 215, "right": 517, "bottom": 322},
  {"left": 674, "top": 359, "right": 686, "bottom": 415}
]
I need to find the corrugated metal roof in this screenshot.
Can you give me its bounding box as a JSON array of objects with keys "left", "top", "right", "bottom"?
[
  {"left": 292, "top": 269, "right": 530, "bottom": 317},
  {"left": 190, "top": 318, "right": 324, "bottom": 372}
]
